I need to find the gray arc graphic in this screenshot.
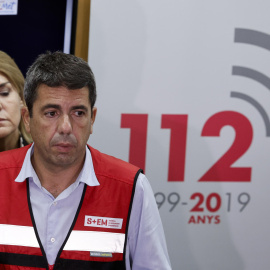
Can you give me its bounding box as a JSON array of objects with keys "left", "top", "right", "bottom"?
[
  {"left": 235, "top": 28, "right": 270, "bottom": 51},
  {"left": 232, "top": 28, "right": 270, "bottom": 136},
  {"left": 232, "top": 66, "right": 270, "bottom": 91},
  {"left": 231, "top": 92, "right": 270, "bottom": 136}
]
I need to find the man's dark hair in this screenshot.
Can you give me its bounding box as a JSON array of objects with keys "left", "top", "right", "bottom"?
[{"left": 24, "top": 51, "right": 96, "bottom": 116}]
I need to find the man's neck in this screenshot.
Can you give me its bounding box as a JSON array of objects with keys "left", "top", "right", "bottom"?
[{"left": 31, "top": 154, "right": 85, "bottom": 198}]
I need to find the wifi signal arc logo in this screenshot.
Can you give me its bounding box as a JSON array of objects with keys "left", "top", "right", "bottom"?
[{"left": 231, "top": 28, "right": 270, "bottom": 137}]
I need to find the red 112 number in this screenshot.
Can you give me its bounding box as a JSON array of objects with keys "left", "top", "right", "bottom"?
[{"left": 121, "top": 111, "right": 253, "bottom": 182}]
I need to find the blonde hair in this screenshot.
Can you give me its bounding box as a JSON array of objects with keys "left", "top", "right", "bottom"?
[{"left": 0, "top": 51, "right": 32, "bottom": 144}]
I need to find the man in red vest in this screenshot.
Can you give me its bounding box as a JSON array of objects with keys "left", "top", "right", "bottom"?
[{"left": 0, "top": 51, "right": 171, "bottom": 270}]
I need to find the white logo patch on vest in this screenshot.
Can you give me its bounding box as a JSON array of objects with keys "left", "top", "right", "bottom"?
[{"left": 84, "top": 215, "right": 123, "bottom": 229}]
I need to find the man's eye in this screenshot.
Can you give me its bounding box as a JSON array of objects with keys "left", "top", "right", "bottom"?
[
  {"left": 45, "top": 111, "right": 57, "bottom": 117},
  {"left": 75, "top": 111, "right": 85, "bottom": 116}
]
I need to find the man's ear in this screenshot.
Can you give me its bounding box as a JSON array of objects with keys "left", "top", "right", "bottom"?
[
  {"left": 90, "top": 107, "right": 97, "bottom": 134},
  {"left": 21, "top": 106, "right": 31, "bottom": 134}
]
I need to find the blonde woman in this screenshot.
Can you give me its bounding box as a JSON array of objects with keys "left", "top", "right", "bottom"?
[{"left": 0, "top": 51, "right": 31, "bottom": 151}]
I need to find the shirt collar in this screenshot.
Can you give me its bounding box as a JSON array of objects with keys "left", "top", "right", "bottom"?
[{"left": 15, "top": 144, "right": 100, "bottom": 187}]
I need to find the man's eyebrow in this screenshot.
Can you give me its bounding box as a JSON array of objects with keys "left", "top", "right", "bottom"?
[
  {"left": 41, "top": 104, "right": 61, "bottom": 111},
  {"left": 40, "top": 104, "right": 89, "bottom": 112},
  {"left": 71, "top": 105, "right": 89, "bottom": 111}
]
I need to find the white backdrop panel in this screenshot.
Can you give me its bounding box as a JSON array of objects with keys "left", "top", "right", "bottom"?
[{"left": 88, "top": 1, "right": 270, "bottom": 269}]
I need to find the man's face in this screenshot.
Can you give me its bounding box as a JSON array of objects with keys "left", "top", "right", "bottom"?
[{"left": 23, "top": 84, "right": 96, "bottom": 169}]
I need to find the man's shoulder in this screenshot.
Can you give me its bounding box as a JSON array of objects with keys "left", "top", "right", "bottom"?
[
  {"left": 0, "top": 145, "right": 31, "bottom": 170},
  {"left": 88, "top": 145, "right": 142, "bottom": 184}
]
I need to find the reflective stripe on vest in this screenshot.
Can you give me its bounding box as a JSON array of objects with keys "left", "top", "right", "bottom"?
[
  {"left": 0, "top": 224, "right": 39, "bottom": 248},
  {"left": 64, "top": 230, "right": 125, "bottom": 253},
  {"left": 0, "top": 224, "right": 125, "bottom": 254}
]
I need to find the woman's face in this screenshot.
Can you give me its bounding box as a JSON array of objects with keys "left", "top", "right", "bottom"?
[{"left": 0, "top": 73, "right": 22, "bottom": 139}]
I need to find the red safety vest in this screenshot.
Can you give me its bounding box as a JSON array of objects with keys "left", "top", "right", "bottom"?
[{"left": 0, "top": 145, "right": 141, "bottom": 270}]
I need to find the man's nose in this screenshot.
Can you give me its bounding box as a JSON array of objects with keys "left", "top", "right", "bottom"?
[{"left": 58, "top": 114, "right": 72, "bottom": 134}]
